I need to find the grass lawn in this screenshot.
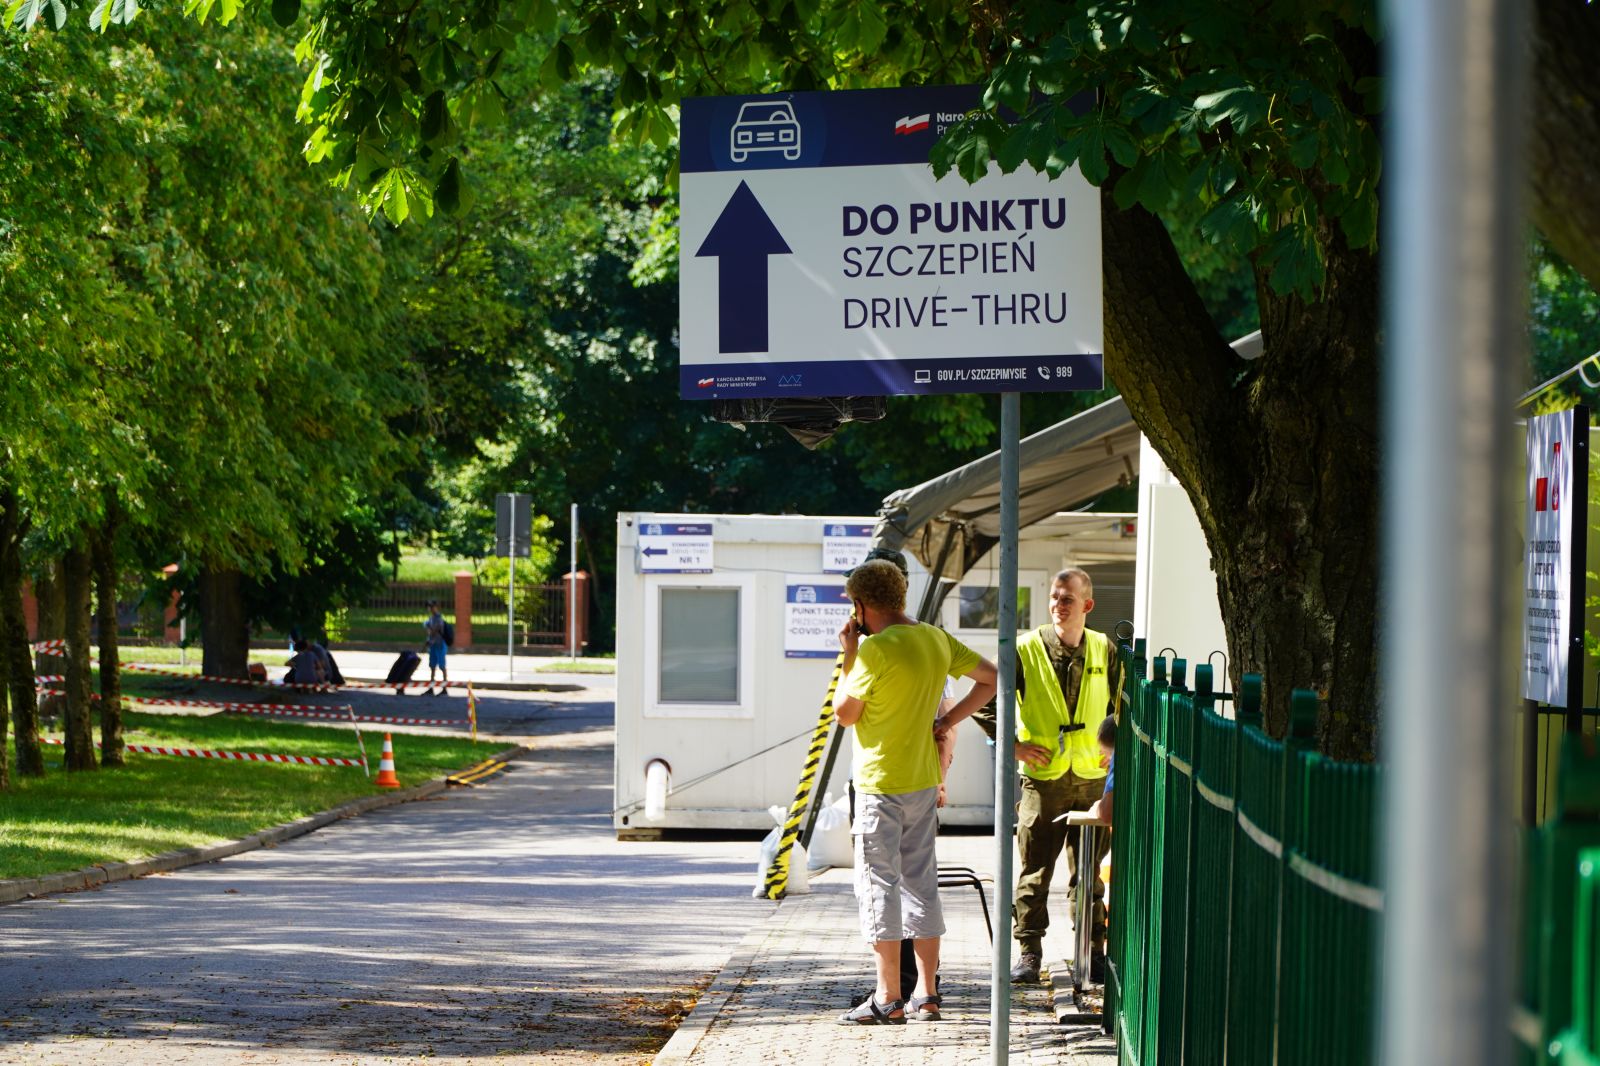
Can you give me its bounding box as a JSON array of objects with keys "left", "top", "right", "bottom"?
[
  {"left": 532, "top": 657, "right": 616, "bottom": 674},
  {"left": 0, "top": 710, "right": 499, "bottom": 881},
  {"left": 92, "top": 644, "right": 202, "bottom": 666},
  {"left": 395, "top": 547, "right": 480, "bottom": 583}
]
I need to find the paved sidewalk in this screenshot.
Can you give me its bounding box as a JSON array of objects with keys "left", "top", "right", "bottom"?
[{"left": 655, "top": 833, "right": 1118, "bottom": 1065}]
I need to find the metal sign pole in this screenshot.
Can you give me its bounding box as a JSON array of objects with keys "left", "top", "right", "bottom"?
[
  {"left": 1566, "top": 407, "right": 1590, "bottom": 734},
  {"left": 570, "top": 503, "right": 579, "bottom": 661},
  {"left": 508, "top": 494, "right": 517, "bottom": 681},
  {"left": 991, "top": 390, "right": 1020, "bottom": 1062},
  {"left": 1381, "top": 1, "right": 1525, "bottom": 1062}
]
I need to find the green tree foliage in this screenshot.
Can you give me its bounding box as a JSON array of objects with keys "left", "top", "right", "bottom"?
[
  {"left": 0, "top": 16, "right": 417, "bottom": 774},
  {"left": 379, "top": 49, "right": 1122, "bottom": 647},
  {"left": 1526, "top": 238, "right": 1600, "bottom": 412}
]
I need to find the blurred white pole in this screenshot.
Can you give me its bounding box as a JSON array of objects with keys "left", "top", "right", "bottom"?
[{"left": 1381, "top": 2, "right": 1527, "bottom": 1064}]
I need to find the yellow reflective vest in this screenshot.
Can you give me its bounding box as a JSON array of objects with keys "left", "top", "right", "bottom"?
[{"left": 1015, "top": 626, "right": 1111, "bottom": 782}]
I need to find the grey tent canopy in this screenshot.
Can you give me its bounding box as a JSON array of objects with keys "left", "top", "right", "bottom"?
[
  {"left": 871, "top": 332, "right": 1260, "bottom": 620},
  {"left": 871, "top": 395, "right": 1138, "bottom": 618}
]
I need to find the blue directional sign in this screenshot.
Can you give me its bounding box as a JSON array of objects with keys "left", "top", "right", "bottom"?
[
  {"left": 679, "top": 85, "right": 1103, "bottom": 400},
  {"left": 638, "top": 522, "right": 714, "bottom": 573}
]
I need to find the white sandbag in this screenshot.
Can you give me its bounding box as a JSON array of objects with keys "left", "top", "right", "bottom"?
[
  {"left": 807, "top": 792, "right": 853, "bottom": 872},
  {"left": 787, "top": 841, "right": 811, "bottom": 894},
  {"left": 751, "top": 804, "right": 811, "bottom": 896}
]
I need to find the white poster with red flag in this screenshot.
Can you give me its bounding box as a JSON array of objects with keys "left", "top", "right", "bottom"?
[{"left": 1524, "top": 408, "right": 1577, "bottom": 703}]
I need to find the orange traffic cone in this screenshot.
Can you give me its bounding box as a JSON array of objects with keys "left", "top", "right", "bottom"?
[{"left": 374, "top": 733, "right": 401, "bottom": 789}]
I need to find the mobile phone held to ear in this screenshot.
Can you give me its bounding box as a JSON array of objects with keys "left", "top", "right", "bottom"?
[{"left": 853, "top": 601, "right": 872, "bottom": 636}]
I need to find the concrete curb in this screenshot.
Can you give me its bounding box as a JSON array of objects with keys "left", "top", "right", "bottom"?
[
  {"left": 0, "top": 742, "right": 531, "bottom": 907},
  {"left": 652, "top": 906, "right": 775, "bottom": 1065}
]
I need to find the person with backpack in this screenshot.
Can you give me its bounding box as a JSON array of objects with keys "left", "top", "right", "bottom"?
[{"left": 423, "top": 600, "right": 452, "bottom": 696}]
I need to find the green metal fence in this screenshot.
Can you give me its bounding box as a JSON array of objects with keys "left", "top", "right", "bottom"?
[
  {"left": 1517, "top": 742, "right": 1600, "bottom": 1065},
  {"left": 1107, "top": 643, "right": 1384, "bottom": 1065},
  {"left": 1558, "top": 847, "right": 1600, "bottom": 1066}
]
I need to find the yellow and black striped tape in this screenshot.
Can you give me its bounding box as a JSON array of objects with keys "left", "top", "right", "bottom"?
[
  {"left": 446, "top": 757, "right": 509, "bottom": 787},
  {"left": 762, "top": 652, "right": 845, "bottom": 900}
]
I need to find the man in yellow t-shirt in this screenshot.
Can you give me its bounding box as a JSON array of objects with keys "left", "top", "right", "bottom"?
[{"left": 832, "top": 559, "right": 996, "bottom": 1025}]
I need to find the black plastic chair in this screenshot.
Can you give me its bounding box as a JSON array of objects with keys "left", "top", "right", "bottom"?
[{"left": 938, "top": 864, "right": 994, "bottom": 943}]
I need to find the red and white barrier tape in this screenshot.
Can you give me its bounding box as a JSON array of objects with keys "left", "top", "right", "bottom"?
[
  {"left": 125, "top": 695, "right": 355, "bottom": 714},
  {"left": 121, "top": 662, "right": 340, "bottom": 692},
  {"left": 220, "top": 705, "right": 466, "bottom": 728},
  {"left": 119, "top": 662, "right": 474, "bottom": 692},
  {"left": 42, "top": 737, "right": 364, "bottom": 767},
  {"left": 36, "top": 688, "right": 462, "bottom": 729},
  {"left": 34, "top": 675, "right": 64, "bottom": 685},
  {"left": 32, "top": 639, "right": 66, "bottom": 655}
]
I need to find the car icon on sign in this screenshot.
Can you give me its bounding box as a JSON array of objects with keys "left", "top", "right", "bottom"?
[{"left": 731, "top": 101, "right": 802, "bottom": 163}]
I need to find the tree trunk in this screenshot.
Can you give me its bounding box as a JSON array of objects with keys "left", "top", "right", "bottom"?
[
  {"left": 62, "top": 542, "right": 96, "bottom": 771},
  {"left": 1102, "top": 192, "right": 1380, "bottom": 760},
  {"left": 198, "top": 567, "right": 250, "bottom": 678},
  {"left": 34, "top": 556, "right": 66, "bottom": 678},
  {"left": 1531, "top": 3, "right": 1600, "bottom": 291},
  {"left": 95, "top": 502, "right": 123, "bottom": 767},
  {"left": 0, "top": 490, "right": 41, "bottom": 776},
  {"left": 0, "top": 559, "right": 7, "bottom": 790}
]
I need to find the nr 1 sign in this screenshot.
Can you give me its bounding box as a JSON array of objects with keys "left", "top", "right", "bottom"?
[
  {"left": 639, "top": 522, "right": 714, "bottom": 574},
  {"left": 678, "top": 84, "right": 1102, "bottom": 399}
]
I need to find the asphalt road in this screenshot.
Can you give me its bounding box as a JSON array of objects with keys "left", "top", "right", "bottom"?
[{"left": 0, "top": 688, "right": 769, "bottom": 1064}]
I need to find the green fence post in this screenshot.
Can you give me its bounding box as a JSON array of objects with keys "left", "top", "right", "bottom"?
[
  {"left": 1273, "top": 691, "right": 1320, "bottom": 1064},
  {"left": 1135, "top": 637, "right": 1148, "bottom": 680},
  {"left": 1172, "top": 658, "right": 1188, "bottom": 693},
  {"left": 1155, "top": 672, "right": 1197, "bottom": 1063},
  {"left": 1553, "top": 848, "right": 1600, "bottom": 1063},
  {"left": 1193, "top": 662, "right": 1215, "bottom": 1066},
  {"left": 1526, "top": 742, "right": 1600, "bottom": 1064},
  {"left": 1143, "top": 663, "right": 1171, "bottom": 1060},
  {"left": 1222, "top": 670, "right": 1262, "bottom": 1064},
  {"left": 1179, "top": 664, "right": 1214, "bottom": 1063},
  {"left": 1240, "top": 673, "right": 1263, "bottom": 730}
]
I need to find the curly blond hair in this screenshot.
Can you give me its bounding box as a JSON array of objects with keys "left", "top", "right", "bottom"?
[{"left": 846, "top": 558, "right": 907, "bottom": 611}]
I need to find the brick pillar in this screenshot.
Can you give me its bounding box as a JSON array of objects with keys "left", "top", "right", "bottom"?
[
  {"left": 162, "top": 563, "right": 181, "bottom": 643},
  {"left": 563, "top": 571, "right": 590, "bottom": 654},
  {"left": 22, "top": 577, "right": 37, "bottom": 641},
  {"left": 453, "top": 571, "right": 474, "bottom": 650}
]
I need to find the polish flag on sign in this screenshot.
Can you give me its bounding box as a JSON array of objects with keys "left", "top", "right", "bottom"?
[{"left": 894, "top": 113, "right": 931, "bottom": 135}]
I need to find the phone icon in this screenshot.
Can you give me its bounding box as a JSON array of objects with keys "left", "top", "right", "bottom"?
[{"left": 1036, "top": 366, "right": 1050, "bottom": 381}]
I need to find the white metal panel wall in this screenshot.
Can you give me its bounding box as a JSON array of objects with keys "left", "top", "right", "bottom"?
[
  {"left": 615, "top": 512, "right": 1005, "bottom": 831},
  {"left": 1134, "top": 435, "right": 1227, "bottom": 664}
]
